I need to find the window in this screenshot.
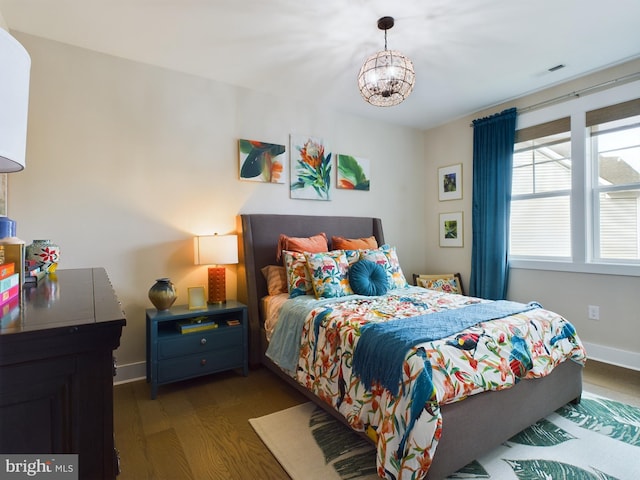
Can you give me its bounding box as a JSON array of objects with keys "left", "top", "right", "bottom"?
[
  {"left": 511, "top": 118, "right": 571, "bottom": 258},
  {"left": 509, "top": 84, "right": 640, "bottom": 275},
  {"left": 588, "top": 99, "right": 640, "bottom": 263}
]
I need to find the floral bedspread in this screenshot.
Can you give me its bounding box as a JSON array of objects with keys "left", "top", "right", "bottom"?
[{"left": 267, "top": 287, "right": 586, "bottom": 480}]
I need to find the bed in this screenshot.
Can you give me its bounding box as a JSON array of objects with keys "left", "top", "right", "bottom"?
[{"left": 238, "top": 213, "right": 585, "bottom": 479}]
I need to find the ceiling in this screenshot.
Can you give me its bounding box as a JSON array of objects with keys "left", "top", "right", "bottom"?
[{"left": 1, "top": 0, "right": 639, "bottom": 130}]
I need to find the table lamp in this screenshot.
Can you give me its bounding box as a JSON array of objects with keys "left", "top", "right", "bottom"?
[
  {"left": 194, "top": 234, "right": 238, "bottom": 304},
  {"left": 0, "top": 28, "right": 31, "bottom": 172}
]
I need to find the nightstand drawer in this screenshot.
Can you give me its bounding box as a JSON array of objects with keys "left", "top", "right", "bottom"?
[
  {"left": 158, "top": 327, "right": 242, "bottom": 360},
  {"left": 157, "top": 348, "right": 243, "bottom": 383}
]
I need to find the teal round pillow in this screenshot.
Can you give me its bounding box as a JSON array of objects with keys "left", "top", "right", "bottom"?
[{"left": 349, "top": 260, "right": 389, "bottom": 296}]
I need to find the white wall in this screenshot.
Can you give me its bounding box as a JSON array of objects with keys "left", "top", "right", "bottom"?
[
  {"left": 423, "top": 58, "right": 640, "bottom": 370},
  {"left": 8, "top": 26, "right": 639, "bottom": 377},
  {"left": 9, "top": 32, "right": 428, "bottom": 377}
]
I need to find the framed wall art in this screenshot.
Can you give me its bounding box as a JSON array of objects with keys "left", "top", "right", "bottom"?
[
  {"left": 439, "top": 211, "right": 463, "bottom": 247},
  {"left": 336, "top": 154, "right": 370, "bottom": 191},
  {"left": 290, "top": 134, "right": 331, "bottom": 200},
  {"left": 438, "top": 163, "right": 462, "bottom": 201},
  {"left": 238, "top": 139, "right": 286, "bottom": 183}
]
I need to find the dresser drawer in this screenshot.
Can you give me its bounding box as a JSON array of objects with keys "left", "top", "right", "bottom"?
[
  {"left": 157, "top": 348, "right": 243, "bottom": 383},
  {"left": 158, "top": 327, "right": 242, "bottom": 360}
]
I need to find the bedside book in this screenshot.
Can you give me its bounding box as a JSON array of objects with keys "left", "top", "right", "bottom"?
[
  {"left": 175, "top": 317, "right": 218, "bottom": 334},
  {"left": 0, "top": 262, "right": 15, "bottom": 279}
]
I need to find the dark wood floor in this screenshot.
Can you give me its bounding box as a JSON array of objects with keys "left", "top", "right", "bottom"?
[
  {"left": 113, "top": 360, "right": 639, "bottom": 480},
  {"left": 114, "top": 367, "right": 306, "bottom": 480}
]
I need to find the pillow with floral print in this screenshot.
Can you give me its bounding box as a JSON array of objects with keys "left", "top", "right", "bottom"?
[
  {"left": 342, "top": 249, "right": 361, "bottom": 265},
  {"left": 416, "top": 277, "right": 462, "bottom": 294},
  {"left": 282, "top": 250, "right": 313, "bottom": 298},
  {"left": 360, "top": 244, "right": 409, "bottom": 290},
  {"left": 304, "top": 250, "right": 354, "bottom": 299}
]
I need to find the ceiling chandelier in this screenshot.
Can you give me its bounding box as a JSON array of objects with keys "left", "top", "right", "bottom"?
[{"left": 357, "top": 16, "right": 415, "bottom": 107}]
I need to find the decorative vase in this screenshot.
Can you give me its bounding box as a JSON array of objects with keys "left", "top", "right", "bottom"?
[
  {"left": 25, "top": 239, "right": 60, "bottom": 273},
  {"left": 148, "top": 278, "right": 177, "bottom": 312},
  {"left": 0, "top": 216, "right": 16, "bottom": 238}
]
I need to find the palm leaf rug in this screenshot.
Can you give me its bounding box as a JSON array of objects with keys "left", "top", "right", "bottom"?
[{"left": 249, "top": 392, "right": 640, "bottom": 479}]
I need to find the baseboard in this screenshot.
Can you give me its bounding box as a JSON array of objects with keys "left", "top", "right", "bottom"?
[
  {"left": 114, "top": 360, "right": 147, "bottom": 385},
  {"left": 582, "top": 341, "right": 640, "bottom": 371}
]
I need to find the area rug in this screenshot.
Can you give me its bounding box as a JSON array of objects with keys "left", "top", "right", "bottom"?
[{"left": 249, "top": 391, "right": 640, "bottom": 479}]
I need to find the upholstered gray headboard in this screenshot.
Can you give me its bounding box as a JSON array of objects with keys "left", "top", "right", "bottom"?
[{"left": 237, "top": 214, "right": 384, "bottom": 365}]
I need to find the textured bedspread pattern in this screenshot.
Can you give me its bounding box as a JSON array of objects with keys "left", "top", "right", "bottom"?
[
  {"left": 353, "top": 300, "right": 542, "bottom": 395},
  {"left": 266, "top": 287, "right": 586, "bottom": 480}
]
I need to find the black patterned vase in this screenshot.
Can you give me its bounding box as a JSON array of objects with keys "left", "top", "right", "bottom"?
[{"left": 148, "top": 278, "right": 177, "bottom": 312}]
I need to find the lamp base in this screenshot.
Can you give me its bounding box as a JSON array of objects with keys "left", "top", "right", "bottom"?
[{"left": 207, "top": 266, "right": 226, "bottom": 304}]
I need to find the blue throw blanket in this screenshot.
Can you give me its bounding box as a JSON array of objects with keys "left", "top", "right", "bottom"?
[
  {"left": 266, "top": 295, "right": 362, "bottom": 372},
  {"left": 352, "top": 300, "right": 541, "bottom": 396}
]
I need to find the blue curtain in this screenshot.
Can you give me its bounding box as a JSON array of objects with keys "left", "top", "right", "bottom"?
[{"left": 469, "top": 108, "right": 517, "bottom": 300}]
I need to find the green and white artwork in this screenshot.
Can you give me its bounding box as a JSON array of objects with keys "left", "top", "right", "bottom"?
[
  {"left": 290, "top": 135, "right": 331, "bottom": 200},
  {"left": 238, "top": 139, "right": 286, "bottom": 183},
  {"left": 336, "top": 154, "right": 370, "bottom": 191}
]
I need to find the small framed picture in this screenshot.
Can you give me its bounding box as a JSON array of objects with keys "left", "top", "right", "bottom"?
[
  {"left": 188, "top": 286, "right": 207, "bottom": 310},
  {"left": 438, "top": 164, "right": 462, "bottom": 201},
  {"left": 439, "top": 212, "right": 464, "bottom": 247}
]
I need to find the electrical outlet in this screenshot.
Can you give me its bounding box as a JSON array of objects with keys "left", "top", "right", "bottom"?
[{"left": 588, "top": 305, "right": 600, "bottom": 320}]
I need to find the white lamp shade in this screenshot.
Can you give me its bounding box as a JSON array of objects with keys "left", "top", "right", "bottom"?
[
  {"left": 0, "top": 28, "right": 30, "bottom": 172},
  {"left": 194, "top": 234, "right": 238, "bottom": 265}
]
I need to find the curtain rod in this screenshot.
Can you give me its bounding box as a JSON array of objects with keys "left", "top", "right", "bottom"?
[{"left": 470, "top": 71, "right": 640, "bottom": 127}]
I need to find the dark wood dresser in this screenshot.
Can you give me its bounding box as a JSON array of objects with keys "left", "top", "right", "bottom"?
[{"left": 0, "top": 268, "right": 126, "bottom": 479}]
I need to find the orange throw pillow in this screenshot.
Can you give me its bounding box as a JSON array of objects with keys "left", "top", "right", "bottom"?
[
  {"left": 276, "top": 232, "right": 328, "bottom": 261},
  {"left": 331, "top": 235, "right": 378, "bottom": 250}
]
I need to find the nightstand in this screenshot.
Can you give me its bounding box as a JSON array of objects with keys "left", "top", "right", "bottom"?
[{"left": 146, "top": 300, "right": 248, "bottom": 399}]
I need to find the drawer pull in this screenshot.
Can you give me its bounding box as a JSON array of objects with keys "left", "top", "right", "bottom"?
[
  {"left": 200, "top": 338, "right": 207, "bottom": 345},
  {"left": 200, "top": 359, "right": 207, "bottom": 366}
]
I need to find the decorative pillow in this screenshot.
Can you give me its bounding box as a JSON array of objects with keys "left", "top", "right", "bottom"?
[
  {"left": 331, "top": 235, "right": 378, "bottom": 251},
  {"left": 360, "top": 244, "right": 409, "bottom": 290},
  {"left": 349, "top": 260, "right": 388, "bottom": 296},
  {"left": 417, "top": 277, "right": 461, "bottom": 294},
  {"left": 343, "top": 249, "right": 361, "bottom": 265},
  {"left": 276, "top": 232, "right": 328, "bottom": 261},
  {"left": 282, "top": 250, "right": 313, "bottom": 298},
  {"left": 304, "top": 251, "right": 354, "bottom": 299},
  {"left": 260, "top": 265, "right": 288, "bottom": 295}
]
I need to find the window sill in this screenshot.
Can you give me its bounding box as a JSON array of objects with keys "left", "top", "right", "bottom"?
[{"left": 509, "top": 259, "right": 640, "bottom": 277}]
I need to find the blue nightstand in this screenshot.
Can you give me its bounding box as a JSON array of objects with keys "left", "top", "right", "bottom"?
[{"left": 145, "top": 300, "right": 248, "bottom": 399}]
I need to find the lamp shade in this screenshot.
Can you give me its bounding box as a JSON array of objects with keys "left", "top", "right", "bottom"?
[
  {"left": 194, "top": 234, "right": 238, "bottom": 265},
  {"left": 0, "top": 28, "right": 31, "bottom": 172}
]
